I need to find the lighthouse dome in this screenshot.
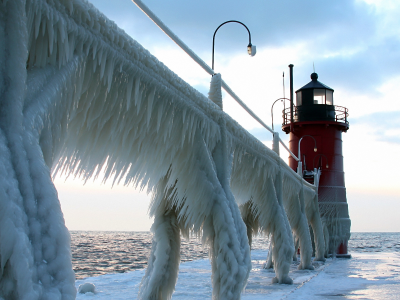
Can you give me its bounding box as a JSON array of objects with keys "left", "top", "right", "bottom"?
[{"left": 295, "top": 73, "right": 334, "bottom": 107}]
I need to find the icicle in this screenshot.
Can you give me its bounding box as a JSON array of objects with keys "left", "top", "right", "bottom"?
[
  {"left": 75, "top": 38, "right": 84, "bottom": 55},
  {"left": 34, "top": 34, "right": 44, "bottom": 67},
  {"left": 68, "top": 33, "right": 75, "bottom": 61},
  {"left": 47, "top": 17, "right": 54, "bottom": 55},
  {"left": 133, "top": 77, "right": 140, "bottom": 106},
  {"left": 92, "top": 40, "right": 98, "bottom": 61},
  {"left": 156, "top": 102, "right": 164, "bottom": 133},
  {"left": 58, "top": 18, "right": 66, "bottom": 43},
  {"left": 125, "top": 76, "right": 134, "bottom": 111},
  {"left": 99, "top": 50, "right": 107, "bottom": 80},
  {"left": 146, "top": 88, "right": 155, "bottom": 127},
  {"left": 105, "top": 57, "right": 114, "bottom": 92},
  {"left": 66, "top": 0, "right": 73, "bottom": 14},
  {"left": 41, "top": 16, "right": 46, "bottom": 37},
  {"left": 182, "top": 108, "right": 187, "bottom": 124},
  {"left": 180, "top": 123, "right": 186, "bottom": 149},
  {"left": 92, "top": 55, "right": 98, "bottom": 73},
  {"left": 34, "top": 10, "right": 42, "bottom": 39}
]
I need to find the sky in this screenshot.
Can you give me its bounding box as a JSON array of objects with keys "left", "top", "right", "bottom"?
[{"left": 55, "top": 0, "right": 400, "bottom": 232}]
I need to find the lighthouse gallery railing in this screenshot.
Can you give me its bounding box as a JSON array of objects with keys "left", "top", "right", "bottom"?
[{"left": 283, "top": 105, "right": 349, "bottom": 126}]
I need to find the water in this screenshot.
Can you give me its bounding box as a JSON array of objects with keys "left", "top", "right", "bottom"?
[
  {"left": 71, "top": 231, "right": 400, "bottom": 280},
  {"left": 348, "top": 232, "right": 400, "bottom": 253},
  {"left": 71, "top": 231, "right": 209, "bottom": 279}
]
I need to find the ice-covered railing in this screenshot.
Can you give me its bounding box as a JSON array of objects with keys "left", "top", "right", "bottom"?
[{"left": 0, "top": 0, "right": 324, "bottom": 299}]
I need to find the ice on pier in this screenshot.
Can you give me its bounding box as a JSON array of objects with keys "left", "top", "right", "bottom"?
[
  {"left": 75, "top": 251, "right": 400, "bottom": 300},
  {"left": 78, "top": 282, "right": 96, "bottom": 294},
  {"left": 0, "top": 0, "right": 327, "bottom": 299}
]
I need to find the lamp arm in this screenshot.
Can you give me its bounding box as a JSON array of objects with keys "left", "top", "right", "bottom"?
[
  {"left": 212, "top": 20, "right": 253, "bottom": 71},
  {"left": 271, "top": 97, "right": 290, "bottom": 131},
  {"left": 298, "top": 135, "right": 317, "bottom": 165}
]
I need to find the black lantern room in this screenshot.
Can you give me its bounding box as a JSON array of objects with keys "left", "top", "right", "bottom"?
[{"left": 294, "top": 72, "right": 335, "bottom": 122}]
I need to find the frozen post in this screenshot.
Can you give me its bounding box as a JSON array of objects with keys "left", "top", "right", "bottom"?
[
  {"left": 297, "top": 161, "right": 303, "bottom": 176},
  {"left": 272, "top": 132, "right": 280, "bottom": 155},
  {"left": 206, "top": 73, "right": 252, "bottom": 299},
  {"left": 265, "top": 132, "right": 296, "bottom": 276}
]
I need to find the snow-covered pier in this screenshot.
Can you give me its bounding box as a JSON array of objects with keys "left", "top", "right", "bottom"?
[{"left": 75, "top": 251, "right": 400, "bottom": 299}]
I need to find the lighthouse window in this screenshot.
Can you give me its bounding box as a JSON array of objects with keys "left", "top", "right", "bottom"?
[
  {"left": 326, "top": 90, "right": 333, "bottom": 105},
  {"left": 314, "top": 89, "right": 326, "bottom": 104},
  {"left": 296, "top": 91, "right": 302, "bottom": 106}
]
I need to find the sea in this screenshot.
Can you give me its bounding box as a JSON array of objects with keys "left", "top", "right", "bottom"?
[{"left": 70, "top": 231, "right": 400, "bottom": 280}]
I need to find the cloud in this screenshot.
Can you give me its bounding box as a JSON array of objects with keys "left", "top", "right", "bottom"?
[
  {"left": 352, "top": 110, "right": 400, "bottom": 126},
  {"left": 88, "top": 0, "right": 400, "bottom": 101},
  {"left": 352, "top": 111, "right": 400, "bottom": 144},
  {"left": 88, "top": 1, "right": 378, "bottom": 53},
  {"left": 311, "top": 37, "right": 400, "bottom": 95}
]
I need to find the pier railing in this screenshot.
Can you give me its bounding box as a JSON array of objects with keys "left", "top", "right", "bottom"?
[{"left": 283, "top": 105, "right": 349, "bottom": 126}]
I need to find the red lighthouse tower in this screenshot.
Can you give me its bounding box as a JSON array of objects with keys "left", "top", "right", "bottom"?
[{"left": 282, "top": 65, "right": 351, "bottom": 257}]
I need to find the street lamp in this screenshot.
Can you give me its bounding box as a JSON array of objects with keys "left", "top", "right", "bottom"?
[
  {"left": 297, "top": 135, "right": 317, "bottom": 176},
  {"left": 212, "top": 20, "right": 256, "bottom": 72}
]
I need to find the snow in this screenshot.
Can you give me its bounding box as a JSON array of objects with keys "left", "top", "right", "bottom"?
[
  {"left": 76, "top": 251, "right": 400, "bottom": 299},
  {"left": 0, "top": 0, "right": 337, "bottom": 299}
]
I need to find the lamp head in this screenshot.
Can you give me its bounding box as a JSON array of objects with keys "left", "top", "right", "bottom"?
[
  {"left": 247, "top": 44, "right": 256, "bottom": 56},
  {"left": 314, "top": 147, "right": 317, "bottom": 152},
  {"left": 326, "top": 164, "right": 329, "bottom": 169}
]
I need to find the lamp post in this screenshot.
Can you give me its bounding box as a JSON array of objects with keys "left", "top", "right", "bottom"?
[
  {"left": 297, "top": 135, "right": 317, "bottom": 176},
  {"left": 212, "top": 20, "right": 256, "bottom": 73}
]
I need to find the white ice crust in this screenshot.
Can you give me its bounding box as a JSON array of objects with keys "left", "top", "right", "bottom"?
[{"left": 0, "top": 0, "right": 325, "bottom": 299}]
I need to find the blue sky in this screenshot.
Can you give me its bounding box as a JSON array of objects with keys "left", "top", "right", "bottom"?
[{"left": 56, "top": 0, "right": 400, "bottom": 232}]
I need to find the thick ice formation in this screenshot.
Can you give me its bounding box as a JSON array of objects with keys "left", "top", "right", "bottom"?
[
  {"left": 0, "top": 0, "right": 324, "bottom": 299},
  {"left": 78, "top": 282, "right": 95, "bottom": 294}
]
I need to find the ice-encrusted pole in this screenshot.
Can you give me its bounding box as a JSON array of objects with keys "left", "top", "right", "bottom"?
[
  {"left": 294, "top": 182, "right": 314, "bottom": 270},
  {"left": 264, "top": 133, "right": 295, "bottom": 274},
  {"left": 265, "top": 133, "right": 283, "bottom": 269},
  {"left": 208, "top": 74, "right": 223, "bottom": 110},
  {"left": 0, "top": 1, "right": 76, "bottom": 299},
  {"left": 306, "top": 169, "right": 326, "bottom": 261},
  {"left": 305, "top": 194, "right": 326, "bottom": 262},
  {"left": 139, "top": 175, "right": 181, "bottom": 300},
  {"left": 207, "top": 74, "right": 251, "bottom": 299}
]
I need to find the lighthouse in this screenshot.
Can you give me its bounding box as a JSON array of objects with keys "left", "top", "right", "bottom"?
[{"left": 282, "top": 65, "right": 351, "bottom": 257}]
